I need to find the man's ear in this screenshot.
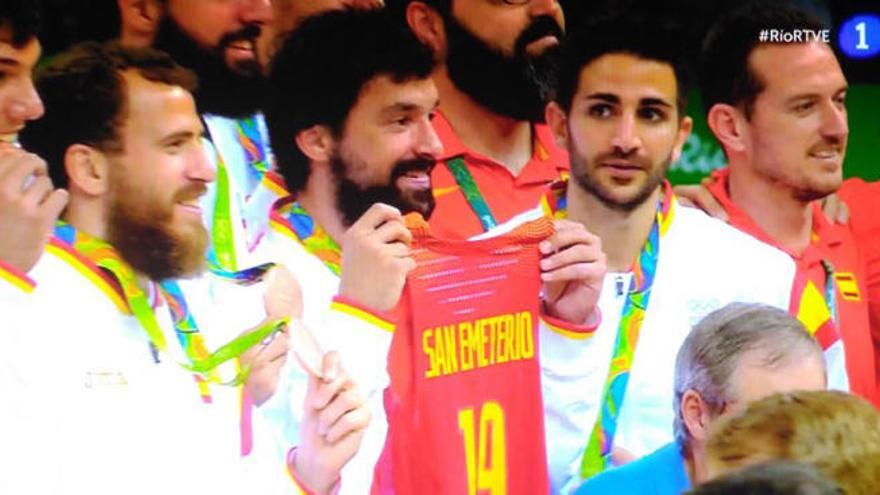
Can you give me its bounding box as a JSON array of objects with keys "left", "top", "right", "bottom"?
[
  {"left": 295, "top": 125, "right": 335, "bottom": 165},
  {"left": 64, "top": 144, "right": 110, "bottom": 197},
  {"left": 671, "top": 115, "right": 694, "bottom": 163},
  {"left": 545, "top": 101, "right": 569, "bottom": 151},
  {"left": 118, "top": 0, "right": 162, "bottom": 44},
  {"left": 406, "top": 1, "right": 447, "bottom": 58},
  {"left": 681, "top": 389, "right": 714, "bottom": 445},
  {"left": 707, "top": 103, "right": 748, "bottom": 154}
]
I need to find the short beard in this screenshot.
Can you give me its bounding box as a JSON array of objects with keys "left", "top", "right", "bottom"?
[
  {"left": 153, "top": 15, "right": 268, "bottom": 118},
  {"left": 571, "top": 151, "right": 671, "bottom": 212},
  {"left": 330, "top": 152, "right": 436, "bottom": 227},
  {"left": 792, "top": 186, "right": 836, "bottom": 203},
  {"left": 790, "top": 174, "right": 841, "bottom": 203},
  {"left": 106, "top": 178, "right": 208, "bottom": 281},
  {"left": 444, "top": 14, "right": 562, "bottom": 122}
]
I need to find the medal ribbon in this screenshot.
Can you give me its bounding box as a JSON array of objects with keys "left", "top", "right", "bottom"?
[
  {"left": 579, "top": 197, "right": 675, "bottom": 479},
  {"left": 207, "top": 115, "right": 276, "bottom": 272},
  {"left": 208, "top": 150, "right": 238, "bottom": 272},
  {"left": 235, "top": 116, "right": 270, "bottom": 176},
  {"left": 820, "top": 259, "right": 838, "bottom": 325},
  {"left": 446, "top": 157, "right": 497, "bottom": 232},
  {"left": 273, "top": 201, "right": 342, "bottom": 276},
  {"left": 54, "top": 222, "right": 287, "bottom": 382}
]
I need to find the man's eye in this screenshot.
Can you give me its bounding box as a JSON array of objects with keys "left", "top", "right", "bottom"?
[
  {"left": 639, "top": 107, "right": 665, "bottom": 122},
  {"left": 166, "top": 140, "right": 186, "bottom": 150},
  {"left": 794, "top": 101, "right": 815, "bottom": 112},
  {"left": 588, "top": 105, "right": 612, "bottom": 118}
]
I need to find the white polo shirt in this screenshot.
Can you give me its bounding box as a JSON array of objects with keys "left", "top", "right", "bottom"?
[{"left": 0, "top": 240, "right": 305, "bottom": 494}]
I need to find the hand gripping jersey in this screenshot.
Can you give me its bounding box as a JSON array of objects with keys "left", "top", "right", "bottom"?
[{"left": 378, "top": 214, "right": 553, "bottom": 495}]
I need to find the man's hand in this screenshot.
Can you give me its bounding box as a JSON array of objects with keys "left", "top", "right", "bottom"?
[
  {"left": 0, "top": 147, "right": 68, "bottom": 273},
  {"left": 339, "top": 203, "right": 416, "bottom": 312},
  {"left": 820, "top": 193, "right": 849, "bottom": 225},
  {"left": 240, "top": 324, "right": 289, "bottom": 406},
  {"left": 239, "top": 265, "right": 304, "bottom": 406},
  {"left": 673, "top": 177, "right": 728, "bottom": 222},
  {"left": 293, "top": 352, "right": 370, "bottom": 495},
  {"left": 540, "top": 220, "right": 606, "bottom": 325}
]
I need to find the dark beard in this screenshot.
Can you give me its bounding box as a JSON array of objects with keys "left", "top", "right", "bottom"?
[
  {"left": 571, "top": 150, "right": 671, "bottom": 213},
  {"left": 153, "top": 15, "right": 268, "bottom": 118},
  {"left": 107, "top": 181, "right": 208, "bottom": 281},
  {"left": 444, "top": 14, "right": 563, "bottom": 122},
  {"left": 331, "top": 154, "right": 436, "bottom": 227}
]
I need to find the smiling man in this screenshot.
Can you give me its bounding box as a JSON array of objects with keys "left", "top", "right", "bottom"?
[
  {"left": 0, "top": 0, "right": 67, "bottom": 285},
  {"left": 7, "top": 42, "right": 370, "bottom": 495},
  {"left": 263, "top": 10, "right": 442, "bottom": 489},
  {"left": 699, "top": 2, "right": 875, "bottom": 404},
  {"left": 148, "top": 0, "right": 287, "bottom": 273},
  {"left": 540, "top": 13, "right": 827, "bottom": 492},
  {"left": 389, "top": 0, "right": 570, "bottom": 239},
  {"left": 264, "top": 9, "right": 606, "bottom": 493}
]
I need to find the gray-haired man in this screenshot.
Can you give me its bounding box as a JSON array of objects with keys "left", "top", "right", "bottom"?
[{"left": 574, "top": 303, "right": 827, "bottom": 494}]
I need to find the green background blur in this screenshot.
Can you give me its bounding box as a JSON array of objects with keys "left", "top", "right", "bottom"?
[{"left": 670, "top": 85, "right": 880, "bottom": 184}]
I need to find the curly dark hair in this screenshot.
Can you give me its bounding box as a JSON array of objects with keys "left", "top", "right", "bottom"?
[
  {"left": 555, "top": 10, "right": 692, "bottom": 117},
  {"left": 19, "top": 42, "right": 197, "bottom": 189},
  {"left": 0, "top": 0, "right": 41, "bottom": 47},
  {"left": 265, "top": 8, "right": 434, "bottom": 192}
]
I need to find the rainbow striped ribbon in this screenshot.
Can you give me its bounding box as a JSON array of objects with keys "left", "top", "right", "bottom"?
[
  {"left": 209, "top": 262, "right": 276, "bottom": 286},
  {"left": 235, "top": 116, "right": 270, "bottom": 176},
  {"left": 274, "top": 201, "right": 342, "bottom": 276},
  {"left": 160, "top": 280, "right": 220, "bottom": 402},
  {"left": 55, "top": 222, "right": 173, "bottom": 357},
  {"left": 54, "top": 222, "right": 286, "bottom": 383},
  {"left": 207, "top": 150, "right": 238, "bottom": 272},
  {"left": 579, "top": 197, "right": 675, "bottom": 479},
  {"left": 207, "top": 116, "right": 274, "bottom": 272}
]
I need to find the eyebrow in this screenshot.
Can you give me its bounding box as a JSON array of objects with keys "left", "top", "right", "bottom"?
[
  {"left": 784, "top": 86, "right": 849, "bottom": 105},
  {"left": 382, "top": 100, "right": 440, "bottom": 115},
  {"left": 640, "top": 97, "right": 673, "bottom": 108},
  {"left": 584, "top": 93, "right": 673, "bottom": 107},
  {"left": 159, "top": 129, "right": 204, "bottom": 144},
  {"left": 0, "top": 57, "right": 20, "bottom": 68},
  {"left": 584, "top": 93, "right": 620, "bottom": 104},
  {"left": 383, "top": 102, "right": 419, "bottom": 114}
]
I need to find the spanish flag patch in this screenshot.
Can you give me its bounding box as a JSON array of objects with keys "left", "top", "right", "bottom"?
[{"left": 834, "top": 272, "right": 862, "bottom": 301}]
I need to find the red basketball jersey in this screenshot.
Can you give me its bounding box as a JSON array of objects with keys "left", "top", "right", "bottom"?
[{"left": 375, "top": 215, "right": 552, "bottom": 495}]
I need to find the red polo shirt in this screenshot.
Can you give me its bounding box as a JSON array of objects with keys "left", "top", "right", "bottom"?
[
  {"left": 840, "top": 177, "right": 880, "bottom": 376},
  {"left": 428, "top": 111, "right": 569, "bottom": 238},
  {"left": 707, "top": 168, "right": 876, "bottom": 404}
]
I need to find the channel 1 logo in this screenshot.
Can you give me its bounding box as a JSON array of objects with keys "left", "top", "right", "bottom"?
[{"left": 839, "top": 14, "right": 880, "bottom": 59}]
